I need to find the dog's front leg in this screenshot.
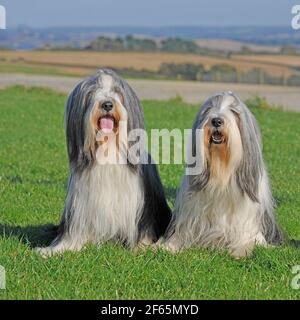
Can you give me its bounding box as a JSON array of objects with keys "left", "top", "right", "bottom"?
[
  {"left": 229, "top": 244, "right": 254, "bottom": 259},
  {"left": 229, "top": 232, "right": 268, "bottom": 259},
  {"left": 137, "top": 234, "right": 155, "bottom": 247}
]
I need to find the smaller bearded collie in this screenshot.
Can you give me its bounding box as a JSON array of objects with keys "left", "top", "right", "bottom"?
[
  {"left": 36, "top": 69, "right": 171, "bottom": 257},
  {"left": 163, "top": 91, "right": 283, "bottom": 258}
]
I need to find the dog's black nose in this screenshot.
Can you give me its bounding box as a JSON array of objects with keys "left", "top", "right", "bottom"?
[
  {"left": 102, "top": 101, "right": 113, "bottom": 112},
  {"left": 211, "top": 117, "right": 224, "bottom": 128}
]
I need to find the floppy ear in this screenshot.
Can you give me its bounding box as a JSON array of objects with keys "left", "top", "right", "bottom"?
[
  {"left": 188, "top": 107, "right": 210, "bottom": 191},
  {"left": 120, "top": 80, "right": 145, "bottom": 132},
  {"left": 235, "top": 103, "right": 263, "bottom": 202},
  {"left": 65, "top": 78, "right": 97, "bottom": 171}
]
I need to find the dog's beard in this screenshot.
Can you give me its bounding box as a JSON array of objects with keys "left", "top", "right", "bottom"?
[{"left": 204, "top": 125, "right": 231, "bottom": 180}]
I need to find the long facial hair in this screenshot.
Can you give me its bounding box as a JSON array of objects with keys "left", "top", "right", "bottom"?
[{"left": 65, "top": 68, "right": 144, "bottom": 172}]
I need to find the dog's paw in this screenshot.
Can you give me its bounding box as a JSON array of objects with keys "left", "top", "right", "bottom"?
[
  {"left": 230, "top": 246, "right": 253, "bottom": 259},
  {"left": 138, "top": 235, "right": 155, "bottom": 247},
  {"left": 35, "top": 246, "right": 57, "bottom": 258},
  {"left": 159, "top": 241, "right": 181, "bottom": 253}
]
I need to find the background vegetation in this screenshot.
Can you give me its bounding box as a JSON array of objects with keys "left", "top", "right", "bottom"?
[
  {"left": 1, "top": 40, "right": 300, "bottom": 86},
  {"left": 85, "top": 36, "right": 228, "bottom": 57}
]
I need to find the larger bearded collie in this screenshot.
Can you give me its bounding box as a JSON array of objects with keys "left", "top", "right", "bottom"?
[{"left": 36, "top": 69, "right": 171, "bottom": 257}]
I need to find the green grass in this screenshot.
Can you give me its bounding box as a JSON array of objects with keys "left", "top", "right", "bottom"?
[{"left": 0, "top": 86, "right": 300, "bottom": 299}]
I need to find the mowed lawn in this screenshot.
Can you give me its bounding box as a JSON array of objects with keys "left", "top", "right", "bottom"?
[{"left": 0, "top": 86, "right": 300, "bottom": 299}]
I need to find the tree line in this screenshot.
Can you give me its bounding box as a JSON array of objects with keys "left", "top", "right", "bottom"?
[
  {"left": 85, "top": 35, "right": 228, "bottom": 57},
  {"left": 115, "top": 63, "right": 300, "bottom": 87}
]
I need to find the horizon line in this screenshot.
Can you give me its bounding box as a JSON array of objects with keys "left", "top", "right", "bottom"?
[{"left": 5, "top": 24, "right": 290, "bottom": 30}]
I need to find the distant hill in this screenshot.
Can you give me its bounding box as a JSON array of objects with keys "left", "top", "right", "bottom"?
[
  {"left": 0, "top": 26, "right": 300, "bottom": 50},
  {"left": 194, "top": 39, "right": 282, "bottom": 54}
]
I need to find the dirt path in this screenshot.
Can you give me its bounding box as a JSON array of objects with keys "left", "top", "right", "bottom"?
[{"left": 0, "top": 73, "right": 299, "bottom": 111}]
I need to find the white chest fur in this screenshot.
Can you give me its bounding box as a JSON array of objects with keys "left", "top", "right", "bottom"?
[
  {"left": 173, "top": 176, "right": 262, "bottom": 250},
  {"left": 68, "top": 164, "right": 144, "bottom": 247}
]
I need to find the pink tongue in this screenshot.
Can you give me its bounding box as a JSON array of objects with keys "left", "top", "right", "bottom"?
[{"left": 100, "top": 117, "right": 114, "bottom": 133}]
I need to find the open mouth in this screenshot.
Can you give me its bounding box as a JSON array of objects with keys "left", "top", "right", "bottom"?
[
  {"left": 98, "top": 115, "right": 116, "bottom": 134},
  {"left": 210, "top": 130, "right": 225, "bottom": 144}
]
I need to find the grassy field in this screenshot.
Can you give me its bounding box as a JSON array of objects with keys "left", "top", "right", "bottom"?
[
  {"left": 195, "top": 39, "right": 281, "bottom": 54},
  {"left": 0, "top": 86, "right": 300, "bottom": 299},
  {"left": 233, "top": 54, "right": 300, "bottom": 69},
  {"left": 0, "top": 50, "right": 297, "bottom": 78}
]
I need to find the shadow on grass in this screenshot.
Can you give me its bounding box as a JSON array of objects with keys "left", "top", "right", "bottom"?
[
  {"left": 0, "top": 222, "right": 299, "bottom": 253},
  {"left": 0, "top": 224, "right": 58, "bottom": 248},
  {"left": 289, "top": 239, "right": 300, "bottom": 248}
]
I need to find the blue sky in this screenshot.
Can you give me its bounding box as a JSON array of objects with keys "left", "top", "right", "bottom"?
[{"left": 0, "top": 0, "right": 297, "bottom": 28}]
